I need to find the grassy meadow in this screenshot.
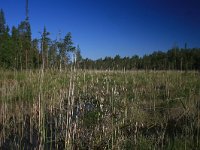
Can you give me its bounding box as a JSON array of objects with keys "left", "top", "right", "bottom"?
[{"left": 0, "top": 69, "right": 200, "bottom": 149}]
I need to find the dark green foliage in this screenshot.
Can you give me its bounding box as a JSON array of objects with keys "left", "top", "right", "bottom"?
[
  {"left": 0, "top": 9, "right": 6, "bottom": 34},
  {"left": 0, "top": 9, "right": 80, "bottom": 70},
  {"left": 41, "top": 26, "right": 50, "bottom": 69},
  {"left": 48, "top": 40, "right": 58, "bottom": 69},
  {"left": 31, "top": 39, "right": 40, "bottom": 68},
  {"left": 57, "top": 32, "right": 76, "bottom": 70},
  {"left": 18, "top": 20, "right": 32, "bottom": 69},
  {"left": 80, "top": 48, "right": 200, "bottom": 71},
  {"left": 0, "top": 32, "right": 15, "bottom": 68},
  {"left": 0, "top": 11, "right": 14, "bottom": 69},
  {"left": 64, "top": 32, "right": 74, "bottom": 53},
  {"left": 75, "top": 45, "right": 82, "bottom": 64}
]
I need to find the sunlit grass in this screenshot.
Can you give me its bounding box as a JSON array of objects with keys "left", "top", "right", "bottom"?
[{"left": 0, "top": 70, "right": 200, "bottom": 149}]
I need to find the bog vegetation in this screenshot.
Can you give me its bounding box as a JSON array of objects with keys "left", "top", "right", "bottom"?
[
  {"left": 0, "top": 6, "right": 200, "bottom": 150},
  {"left": 0, "top": 70, "right": 200, "bottom": 149}
]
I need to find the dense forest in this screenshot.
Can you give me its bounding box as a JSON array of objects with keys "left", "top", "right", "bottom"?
[
  {"left": 0, "top": 9, "right": 82, "bottom": 70},
  {"left": 81, "top": 48, "right": 200, "bottom": 70},
  {"left": 0, "top": 8, "right": 200, "bottom": 71}
]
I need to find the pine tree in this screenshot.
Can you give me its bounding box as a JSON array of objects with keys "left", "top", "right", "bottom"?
[
  {"left": 0, "top": 9, "right": 6, "bottom": 67},
  {"left": 64, "top": 32, "right": 74, "bottom": 63},
  {"left": 0, "top": 9, "right": 14, "bottom": 69},
  {"left": 40, "top": 26, "right": 50, "bottom": 70},
  {"left": 75, "top": 45, "right": 82, "bottom": 67},
  {"left": 11, "top": 26, "right": 21, "bottom": 69},
  {"left": 18, "top": 20, "right": 32, "bottom": 69},
  {"left": 64, "top": 32, "right": 74, "bottom": 52},
  {"left": 31, "top": 39, "right": 40, "bottom": 68},
  {"left": 0, "top": 28, "right": 15, "bottom": 69},
  {"left": 57, "top": 32, "right": 75, "bottom": 70},
  {"left": 48, "top": 41, "right": 58, "bottom": 69},
  {"left": 0, "top": 9, "right": 6, "bottom": 34}
]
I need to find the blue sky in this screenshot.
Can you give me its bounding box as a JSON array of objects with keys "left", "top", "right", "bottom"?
[{"left": 1, "top": 0, "right": 200, "bottom": 59}]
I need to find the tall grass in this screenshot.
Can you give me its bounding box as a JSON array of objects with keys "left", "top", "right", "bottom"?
[{"left": 0, "top": 69, "right": 200, "bottom": 149}]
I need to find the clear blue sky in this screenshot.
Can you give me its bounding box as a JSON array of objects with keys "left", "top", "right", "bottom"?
[{"left": 1, "top": 0, "right": 200, "bottom": 59}]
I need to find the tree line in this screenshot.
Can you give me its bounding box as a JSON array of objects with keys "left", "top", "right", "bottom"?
[
  {"left": 1, "top": 8, "right": 200, "bottom": 71},
  {"left": 81, "top": 48, "right": 200, "bottom": 71},
  {"left": 0, "top": 9, "right": 82, "bottom": 70}
]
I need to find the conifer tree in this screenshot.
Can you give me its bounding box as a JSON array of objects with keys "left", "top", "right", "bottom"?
[
  {"left": 58, "top": 32, "right": 75, "bottom": 70},
  {"left": 0, "top": 9, "right": 6, "bottom": 34},
  {"left": 48, "top": 41, "right": 58, "bottom": 69},
  {"left": 0, "top": 9, "right": 14, "bottom": 69},
  {"left": 31, "top": 39, "right": 40, "bottom": 68},
  {"left": 64, "top": 32, "right": 75, "bottom": 64},
  {"left": 11, "top": 26, "right": 21, "bottom": 69},
  {"left": 18, "top": 20, "right": 32, "bottom": 69},
  {"left": 40, "top": 26, "right": 50, "bottom": 70},
  {"left": 75, "top": 45, "right": 82, "bottom": 67}
]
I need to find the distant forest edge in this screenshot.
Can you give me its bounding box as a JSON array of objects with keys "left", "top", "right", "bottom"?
[
  {"left": 0, "top": 9, "right": 200, "bottom": 71},
  {"left": 81, "top": 48, "right": 200, "bottom": 70}
]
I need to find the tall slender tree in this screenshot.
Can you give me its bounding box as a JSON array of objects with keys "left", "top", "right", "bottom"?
[
  {"left": 11, "top": 26, "right": 21, "bottom": 69},
  {"left": 0, "top": 9, "right": 14, "bottom": 69},
  {"left": 75, "top": 45, "right": 82, "bottom": 68},
  {"left": 40, "top": 26, "right": 50, "bottom": 70},
  {"left": 31, "top": 39, "right": 40, "bottom": 68},
  {"left": 57, "top": 32, "right": 75, "bottom": 70},
  {"left": 48, "top": 40, "right": 58, "bottom": 69},
  {"left": 17, "top": 20, "right": 32, "bottom": 69},
  {"left": 0, "top": 9, "right": 6, "bottom": 34}
]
